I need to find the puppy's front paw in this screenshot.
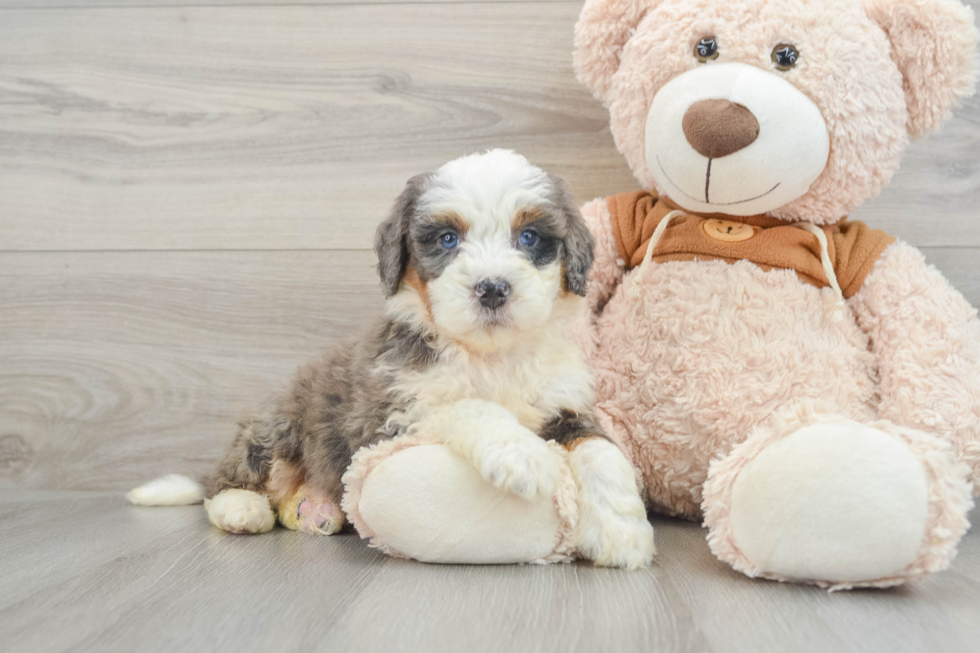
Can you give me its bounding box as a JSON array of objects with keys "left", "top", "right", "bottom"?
[
  {"left": 576, "top": 505, "right": 655, "bottom": 570},
  {"left": 474, "top": 435, "right": 563, "bottom": 500},
  {"left": 570, "top": 438, "right": 655, "bottom": 569},
  {"left": 433, "top": 399, "right": 563, "bottom": 500}
]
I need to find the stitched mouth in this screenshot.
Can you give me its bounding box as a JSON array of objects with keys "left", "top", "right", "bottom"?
[{"left": 657, "top": 156, "right": 780, "bottom": 206}]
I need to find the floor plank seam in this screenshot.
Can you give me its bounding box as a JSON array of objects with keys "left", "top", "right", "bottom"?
[{"left": 0, "top": 1, "right": 581, "bottom": 11}]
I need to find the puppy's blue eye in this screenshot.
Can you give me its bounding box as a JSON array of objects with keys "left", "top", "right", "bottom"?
[
  {"left": 440, "top": 233, "right": 459, "bottom": 249},
  {"left": 519, "top": 230, "right": 538, "bottom": 247}
]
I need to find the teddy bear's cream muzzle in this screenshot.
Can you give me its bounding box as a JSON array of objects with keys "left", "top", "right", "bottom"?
[{"left": 646, "top": 62, "right": 830, "bottom": 217}]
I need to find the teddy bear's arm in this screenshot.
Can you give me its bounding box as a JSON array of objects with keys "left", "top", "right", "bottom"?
[
  {"left": 849, "top": 241, "right": 980, "bottom": 493},
  {"left": 581, "top": 197, "right": 626, "bottom": 316},
  {"left": 572, "top": 198, "right": 626, "bottom": 360}
]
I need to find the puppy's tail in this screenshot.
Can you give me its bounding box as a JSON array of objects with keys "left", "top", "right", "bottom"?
[{"left": 127, "top": 474, "right": 204, "bottom": 506}]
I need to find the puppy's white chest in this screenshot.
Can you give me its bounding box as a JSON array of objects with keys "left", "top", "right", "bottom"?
[{"left": 398, "top": 339, "right": 594, "bottom": 432}]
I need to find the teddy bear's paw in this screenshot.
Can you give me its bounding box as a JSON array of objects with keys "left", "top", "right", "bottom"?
[
  {"left": 569, "top": 438, "right": 655, "bottom": 569},
  {"left": 277, "top": 487, "right": 344, "bottom": 535},
  {"left": 472, "top": 432, "right": 563, "bottom": 500},
  {"left": 205, "top": 489, "right": 276, "bottom": 534},
  {"left": 709, "top": 419, "right": 972, "bottom": 586}
]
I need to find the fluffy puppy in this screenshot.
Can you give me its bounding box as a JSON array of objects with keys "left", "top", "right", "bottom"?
[{"left": 130, "top": 149, "right": 654, "bottom": 569}]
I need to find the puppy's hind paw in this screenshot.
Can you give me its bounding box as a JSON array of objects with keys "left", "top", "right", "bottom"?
[
  {"left": 278, "top": 487, "right": 344, "bottom": 535},
  {"left": 205, "top": 489, "right": 276, "bottom": 534}
]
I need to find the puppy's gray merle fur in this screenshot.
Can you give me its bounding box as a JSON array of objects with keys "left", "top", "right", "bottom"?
[{"left": 129, "top": 150, "right": 655, "bottom": 568}]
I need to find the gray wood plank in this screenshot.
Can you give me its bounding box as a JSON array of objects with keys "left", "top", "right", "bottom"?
[
  {"left": 0, "top": 250, "right": 384, "bottom": 492},
  {"left": 1, "top": 489, "right": 978, "bottom": 653},
  {"left": 0, "top": 490, "right": 702, "bottom": 653},
  {"left": 0, "top": 247, "right": 977, "bottom": 492},
  {"left": 328, "top": 556, "right": 708, "bottom": 652},
  {"left": 652, "top": 513, "right": 980, "bottom": 653},
  {"left": 0, "top": 2, "right": 629, "bottom": 252},
  {"left": 921, "top": 246, "right": 980, "bottom": 309},
  {"left": 0, "top": 2, "right": 977, "bottom": 649},
  {"left": 850, "top": 90, "right": 980, "bottom": 247},
  {"left": 0, "top": 3, "right": 978, "bottom": 251},
  {"left": 0, "top": 490, "right": 392, "bottom": 653},
  {"left": 0, "top": 0, "right": 571, "bottom": 6}
]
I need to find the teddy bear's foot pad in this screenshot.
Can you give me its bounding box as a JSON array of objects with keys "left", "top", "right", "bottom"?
[
  {"left": 357, "top": 444, "right": 565, "bottom": 564},
  {"left": 726, "top": 422, "right": 929, "bottom": 584}
]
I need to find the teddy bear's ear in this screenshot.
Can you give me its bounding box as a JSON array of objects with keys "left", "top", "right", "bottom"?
[
  {"left": 574, "top": 0, "right": 660, "bottom": 102},
  {"left": 866, "top": 0, "right": 978, "bottom": 137}
]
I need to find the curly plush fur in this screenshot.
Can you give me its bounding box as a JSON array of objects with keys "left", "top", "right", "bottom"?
[
  {"left": 575, "top": 0, "right": 977, "bottom": 223},
  {"left": 574, "top": 0, "right": 979, "bottom": 588}
]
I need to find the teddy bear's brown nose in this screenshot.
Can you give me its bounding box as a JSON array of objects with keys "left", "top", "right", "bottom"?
[{"left": 682, "top": 99, "right": 760, "bottom": 159}]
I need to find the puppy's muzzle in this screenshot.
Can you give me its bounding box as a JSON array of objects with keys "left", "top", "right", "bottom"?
[{"left": 475, "top": 278, "right": 511, "bottom": 310}]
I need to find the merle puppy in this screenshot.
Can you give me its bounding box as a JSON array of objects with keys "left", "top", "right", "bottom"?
[{"left": 130, "top": 149, "right": 655, "bottom": 569}]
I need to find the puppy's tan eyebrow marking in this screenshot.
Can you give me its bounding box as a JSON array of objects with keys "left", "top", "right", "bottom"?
[
  {"left": 433, "top": 212, "right": 469, "bottom": 233},
  {"left": 512, "top": 207, "right": 548, "bottom": 231}
]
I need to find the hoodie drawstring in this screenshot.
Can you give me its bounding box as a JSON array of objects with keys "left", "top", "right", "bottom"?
[
  {"left": 628, "top": 210, "right": 686, "bottom": 298},
  {"left": 627, "top": 212, "right": 847, "bottom": 322},
  {"left": 792, "top": 222, "right": 846, "bottom": 321}
]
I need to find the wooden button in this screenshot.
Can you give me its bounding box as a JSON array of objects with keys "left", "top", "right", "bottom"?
[{"left": 702, "top": 219, "right": 755, "bottom": 243}]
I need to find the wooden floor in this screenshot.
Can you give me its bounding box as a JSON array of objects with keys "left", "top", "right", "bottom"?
[
  {"left": 2, "top": 0, "right": 980, "bottom": 650},
  {"left": 1, "top": 0, "right": 979, "bottom": 493},
  {"left": 1, "top": 490, "right": 978, "bottom": 653}
]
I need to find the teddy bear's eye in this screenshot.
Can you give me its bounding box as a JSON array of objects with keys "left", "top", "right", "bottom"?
[
  {"left": 695, "top": 37, "right": 719, "bottom": 63},
  {"left": 772, "top": 44, "right": 800, "bottom": 71}
]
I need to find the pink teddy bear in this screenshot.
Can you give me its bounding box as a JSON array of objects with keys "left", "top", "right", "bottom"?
[{"left": 573, "top": 0, "right": 980, "bottom": 588}]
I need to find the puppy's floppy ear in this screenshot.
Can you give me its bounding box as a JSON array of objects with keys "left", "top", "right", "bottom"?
[
  {"left": 549, "top": 175, "right": 595, "bottom": 296},
  {"left": 574, "top": 0, "right": 662, "bottom": 102},
  {"left": 374, "top": 173, "right": 430, "bottom": 298},
  {"left": 866, "top": 0, "right": 978, "bottom": 137}
]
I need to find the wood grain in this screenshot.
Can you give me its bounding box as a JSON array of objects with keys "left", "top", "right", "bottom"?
[
  {"left": 1, "top": 2, "right": 978, "bottom": 650},
  {"left": 1, "top": 490, "right": 978, "bottom": 653},
  {"left": 0, "top": 0, "right": 571, "bottom": 7},
  {"left": 0, "top": 2, "right": 978, "bottom": 251},
  {"left": 0, "top": 250, "right": 384, "bottom": 491},
  {"left": 0, "top": 2, "right": 628, "bottom": 251},
  {"left": 922, "top": 247, "right": 980, "bottom": 308},
  {"left": 653, "top": 513, "right": 980, "bottom": 653},
  {"left": 1, "top": 246, "right": 977, "bottom": 492}
]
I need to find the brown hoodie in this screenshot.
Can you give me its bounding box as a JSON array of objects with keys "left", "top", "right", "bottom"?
[{"left": 607, "top": 191, "right": 896, "bottom": 298}]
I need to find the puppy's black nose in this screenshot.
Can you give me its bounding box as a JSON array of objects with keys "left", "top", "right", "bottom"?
[{"left": 475, "top": 278, "right": 511, "bottom": 310}]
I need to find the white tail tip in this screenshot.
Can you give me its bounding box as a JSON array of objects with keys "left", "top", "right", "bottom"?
[{"left": 127, "top": 474, "right": 204, "bottom": 506}]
